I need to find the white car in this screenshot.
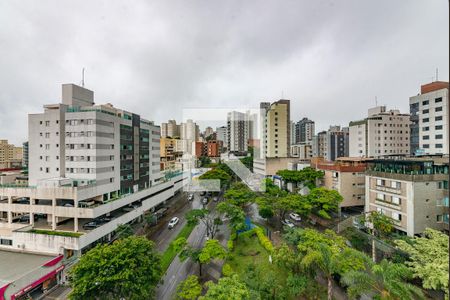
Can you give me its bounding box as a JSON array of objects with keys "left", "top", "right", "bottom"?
[
  {"left": 187, "top": 194, "right": 194, "bottom": 201},
  {"left": 281, "top": 219, "right": 295, "bottom": 228},
  {"left": 168, "top": 217, "right": 179, "bottom": 229},
  {"left": 289, "top": 213, "right": 301, "bottom": 222}
]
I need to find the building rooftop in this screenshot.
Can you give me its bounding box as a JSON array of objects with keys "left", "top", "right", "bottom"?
[{"left": 0, "top": 250, "right": 57, "bottom": 287}]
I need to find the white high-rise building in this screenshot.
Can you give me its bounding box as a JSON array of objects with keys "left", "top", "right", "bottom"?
[
  {"left": 216, "top": 126, "right": 227, "bottom": 147},
  {"left": 227, "top": 111, "right": 249, "bottom": 153},
  {"left": 410, "top": 81, "right": 449, "bottom": 155},
  {"left": 349, "top": 106, "right": 410, "bottom": 158},
  {"left": 0, "top": 84, "right": 184, "bottom": 259}
]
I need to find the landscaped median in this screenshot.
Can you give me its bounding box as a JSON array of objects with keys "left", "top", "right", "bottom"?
[{"left": 160, "top": 222, "right": 196, "bottom": 272}]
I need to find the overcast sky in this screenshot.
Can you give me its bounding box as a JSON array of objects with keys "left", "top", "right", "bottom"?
[{"left": 0, "top": 0, "right": 448, "bottom": 145}]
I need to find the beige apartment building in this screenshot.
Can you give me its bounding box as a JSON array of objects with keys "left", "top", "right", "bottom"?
[
  {"left": 365, "top": 156, "right": 449, "bottom": 236},
  {"left": 349, "top": 106, "right": 410, "bottom": 158},
  {"left": 262, "top": 100, "right": 290, "bottom": 158},
  {"left": 0, "top": 140, "right": 23, "bottom": 169},
  {"left": 315, "top": 157, "right": 368, "bottom": 210}
]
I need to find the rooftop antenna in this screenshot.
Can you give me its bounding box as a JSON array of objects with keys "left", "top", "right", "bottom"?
[
  {"left": 81, "top": 68, "right": 85, "bottom": 87},
  {"left": 281, "top": 90, "right": 284, "bottom": 99},
  {"left": 436, "top": 68, "right": 439, "bottom": 81},
  {"left": 375, "top": 96, "right": 378, "bottom": 107}
]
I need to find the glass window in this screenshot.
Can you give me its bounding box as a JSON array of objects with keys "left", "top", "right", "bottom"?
[
  {"left": 423, "top": 135, "right": 429, "bottom": 140},
  {"left": 392, "top": 212, "right": 401, "bottom": 221},
  {"left": 422, "top": 100, "right": 429, "bottom": 105},
  {"left": 422, "top": 109, "right": 429, "bottom": 114},
  {"left": 391, "top": 181, "right": 400, "bottom": 189},
  {"left": 392, "top": 197, "right": 401, "bottom": 205},
  {"left": 422, "top": 126, "right": 429, "bottom": 131},
  {"left": 422, "top": 118, "right": 429, "bottom": 123},
  {"left": 436, "top": 134, "right": 443, "bottom": 139},
  {"left": 435, "top": 107, "right": 443, "bottom": 112},
  {"left": 435, "top": 97, "right": 442, "bottom": 103},
  {"left": 376, "top": 193, "right": 385, "bottom": 201},
  {"left": 435, "top": 125, "right": 443, "bottom": 130},
  {"left": 436, "top": 116, "right": 443, "bottom": 121},
  {"left": 436, "top": 144, "right": 443, "bottom": 148}
]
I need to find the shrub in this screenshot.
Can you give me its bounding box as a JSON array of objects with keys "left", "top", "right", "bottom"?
[
  {"left": 227, "top": 239, "right": 234, "bottom": 252},
  {"left": 254, "top": 227, "right": 273, "bottom": 253},
  {"left": 230, "top": 232, "right": 237, "bottom": 241},
  {"left": 222, "top": 263, "right": 234, "bottom": 277}
]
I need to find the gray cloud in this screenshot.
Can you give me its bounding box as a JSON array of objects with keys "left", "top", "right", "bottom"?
[{"left": 0, "top": 0, "right": 448, "bottom": 145}]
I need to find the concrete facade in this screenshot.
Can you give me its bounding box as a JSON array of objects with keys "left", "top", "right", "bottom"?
[
  {"left": 410, "top": 81, "right": 449, "bottom": 155},
  {"left": 349, "top": 106, "right": 410, "bottom": 158}
]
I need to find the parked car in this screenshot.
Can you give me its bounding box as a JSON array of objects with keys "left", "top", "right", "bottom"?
[
  {"left": 200, "top": 191, "right": 206, "bottom": 196},
  {"left": 202, "top": 197, "right": 209, "bottom": 205},
  {"left": 95, "top": 216, "right": 112, "bottom": 224},
  {"left": 281, "top": 219, "right": 295, "bottom": 228},
  {"left": 16, "top": 198, "right": 30, "bottom": 204},
  {"left": 289, "top": 212, "right": 301, "bottom": 222},
  {"left": 213, "top": 196, "right": 219, "bottom": 202},
  {"left": 188, "top": 194, "right": 194, "bottom": 201},
  {"left": 168, "top": 217, "right": 179, "bottom": 229},
  {"left": 18, "top": 214, "right": 37, "bottom": 223},
  {"left": 83, "top": 221, "right": 100, "bottom": 230},
  {"left": 63, "top": 203, "right": 74, "bottom": 207}
]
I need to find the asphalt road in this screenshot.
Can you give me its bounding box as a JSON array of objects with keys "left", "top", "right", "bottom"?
[{"left": 155, "top": 193, "right": 227, "bottom": 300}]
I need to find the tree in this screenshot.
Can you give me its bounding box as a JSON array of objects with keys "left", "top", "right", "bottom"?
[
  {"left": 186, "top": 209, "right": 223, "bottom": 239},
  {"left": 69, "top": 236, "right": 162, "bottom": 300},
  {"left": 115, "top": 223, "right": 133, "bottom": 240},
  {"left": 176, "top": 275, "right": 202, "bottom": 300},
  {"left": 144, "top": 213, "right": 157, "bottom": 228},
  {"left": 307, "top": 187, "right": 343, "bottom": 219},
  {"left": 276, "top": 167, "right": 324, "bottom": 189},
  {"left": 241, "top": 263, "right": 287, "bottom": 299},
  {"left": 240, "top": 156, "right": 253, "bottom": 172},
  {"left": 273, "top": 243, "right": 303, "bottom": 274},
  {"left": 217, "top": 201, "right": 246, "bottom": 233},
  {"left": 301, "top": 243, "right": 339, "bottom": 300},
  {"left": 224, "top": 182, "right": 255, "bottom": 208},
  {"left": 342, "top": 259, "right": 424, "bottom": 300},
  {"left": 361, "top": 211, "right": 394, "bottom": 262},
  {"left": 199, "top": 275, "right": 250, "bottom": 300},
  {"left": 199, "top": 168, "right": 231, "bottom": 189},
  {"left": 256, "top": 193, "right": 311, "bottom": 225},
  {"left": 395, "top": 228, "right": 449, "bottom": 295},
  {"left": 175, "top": 238, "right": 227, "bottom": 277},
  {"left": 198, "top": 156, "right": 212, "bottom": 167}
]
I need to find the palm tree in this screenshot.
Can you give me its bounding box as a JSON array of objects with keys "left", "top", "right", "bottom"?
[
  {"left": 301, "top": 243, "right": 337, "bottom": 300},
  {"left": 341, "top": 259, "right": 424, "bottom": 299}
]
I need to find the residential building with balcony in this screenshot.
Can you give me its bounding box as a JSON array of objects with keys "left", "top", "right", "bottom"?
[
  {"left": 315, "top": 157, "right": 369, "bottom": 212},
  {"left": 365, "top": 156, "right": 449, "bottom": 236},
  {"left": 349, "top": 106, "right": 411, "bottom": 158},
  {"left": 0, "top": 140, "right": 22, "bottom": 169},
  {"left": 0, "top": 84, "right": 185, "bottom": 259}
]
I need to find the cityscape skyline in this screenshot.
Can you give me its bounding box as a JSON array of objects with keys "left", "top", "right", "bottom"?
[{"left": 0, "top": 0, "right": 448, "bottom": 145}]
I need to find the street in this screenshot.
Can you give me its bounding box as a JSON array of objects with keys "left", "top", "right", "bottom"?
[{"left": 155, "top": 192, "right": 230, "bottom": 300}]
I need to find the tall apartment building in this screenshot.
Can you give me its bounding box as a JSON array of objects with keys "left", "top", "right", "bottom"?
[
  {"left": 261, "top": 100, "right": 290, "bottom": 158},
  {"left": 216, "top": 126, "right": 228, "bottom": 148},
  {"left": 295, "top": 117, "right": 315, "bottom": 144},
  {"left": 315, "top": 157, "right": 368, "bottom": 211},
  {"left": 312, "top": 131, "right": 327, "bottom": 158},
  {"left": 0, "top": 84, "right": 184, "bottom": 258},
  {"left": 365, "top": 156, "right": 449, "bottom": 236},
  {"left": 290, "top": 143, "right": 313, "bottom": 160},
  {"left": 410, "top": 81, "right": 449, "bottom": 155},
  {"left": 160, "top": 137, "right": 183, "bottom": 170},
  {"left": 204, "top": 126, "right": 214, "bottom": 138},
  {"left": 290, "top": 121, "right": 296, "bottom": 145},
  {"left": 326, "top": 126, "right": 349, "bottom": 161},
  {"left": 0, "top": 140, "right": 23, "bottom": 169},
  {"left": 227, "top": 111, "right": 249, "bottom": 154},
  {"left": 349, "top": 106, "right": 411, "bottom": 158}
]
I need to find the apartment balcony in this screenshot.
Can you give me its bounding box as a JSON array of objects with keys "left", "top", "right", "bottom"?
[
  {"left": 374, "top": 185, "right": 402, "bottom": 195},
  {"left": 437, "top": 197, "right": 449, "bottom": 207},
  {"left": 374, "top": 198, "right": 402, "bottom": 211}
]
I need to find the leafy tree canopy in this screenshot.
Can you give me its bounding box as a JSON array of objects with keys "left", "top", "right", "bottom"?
[
  {"left": 224, "top": 182, "right": 255, "bottom": 207},
  {"left": 395, "top": 228, "right": 449, "bottom": 293},
  {"left": 176, "top": 275, "right": 202, "bottom": 300},
  {"left": 199, "top": 275, "right": 250, "bottom": 300},
  {"left": 199, "top": 168, "right": 231, "bottom": 189},
  {"left": 307, "top": 187, "right": 343, "bottom": 219},
  {"left": 276, "top": 167, "right": 324, "bottom": 188},
  {"left": 69, "top": 236, "right": 161, "bottom": 300}
]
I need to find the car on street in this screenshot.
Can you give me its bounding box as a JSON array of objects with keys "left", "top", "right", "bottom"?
[
  {"left": 202, "top": 197, "right": 209, "bottom": 205},
  {"left": 83, "top": 221, "right": 100, "bottom": 230},
  {"left": 281, "top": 219, "right": 295, "bottom": 228},
  {"left": 289, "top": 212, "right": 301, "bottom": 222},
  {"left": 95, "top": 216, "right": 112, "bottom": 224},
  {"left": 188, "top": 194, "right": 194, "bottom": 201},
  {"left": 213, "top": 196, "right": 219, "bottom": 202},
  {"left": 17, "top": 214, "right": 38, "bottom": 223},
  {"left": 168, "top": 217, "right": 179, "bottom": 229},
  {"left": 200, "top": 191, "right": 206, "bottom": 196}
]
